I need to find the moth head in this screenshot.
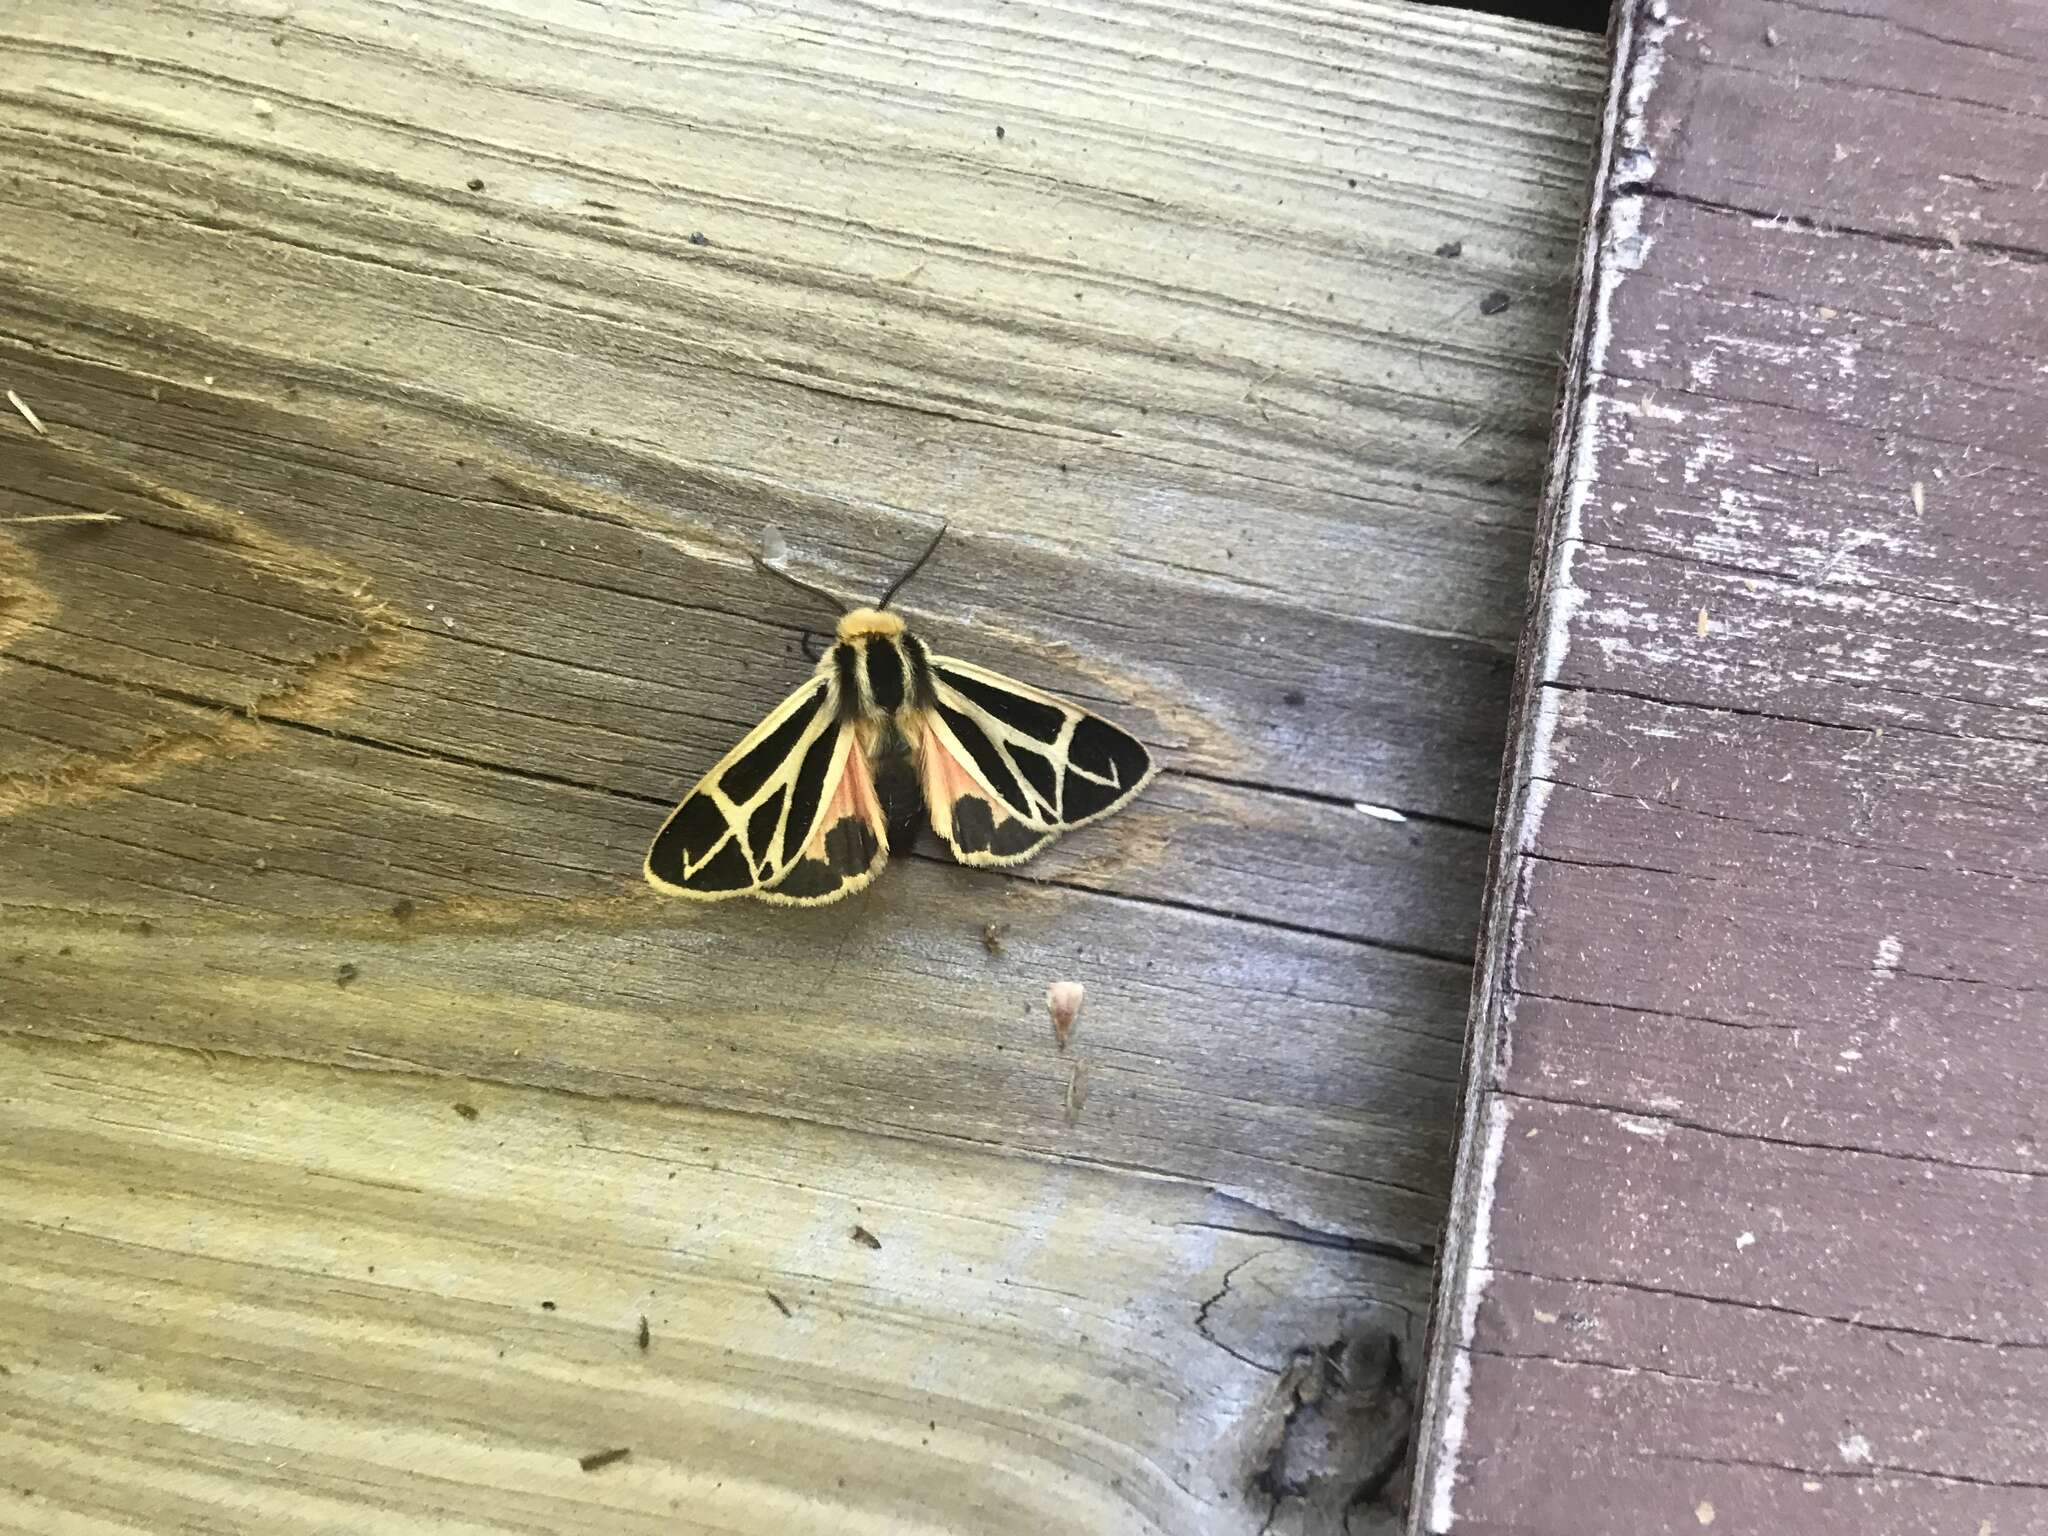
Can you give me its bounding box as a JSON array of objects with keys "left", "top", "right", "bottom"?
[{"left": 836, "top": 607, "right": 907, "bottom": 642}]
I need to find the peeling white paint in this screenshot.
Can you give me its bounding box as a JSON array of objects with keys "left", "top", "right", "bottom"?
[
  {"left": 1839, "top": 1434, "right": 1874, "bottom": 1466},
  {"left": 1428, "top": 1098, "right": 1511, "bottom": 1534},
  {"left": 1354, "top": 802, "right": 1409, "bottom": 822},
  {"left": 1736, "top": 1231, "right": 1756, "bottom": 1250},
  {"left": 1873, "top": 934, "right": 1903, "bottom": 978},
  {"left": 1617, "top": 1116, "right": 1668, "bottom": 1139}
]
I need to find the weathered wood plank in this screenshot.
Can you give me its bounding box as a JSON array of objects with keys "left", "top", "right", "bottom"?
[
  {"left": 0, "top": 0, "right": 1605, "bottom": 1529},
  {"left": 1646, "top": 0, "right": 2048, "bottom": 252},
  {"left": 0, "top": 1033, "right": 1425, "bottom": 1536},
  {"left": 1415, "top": 1, "right": 2048, "bottom": 1531}
]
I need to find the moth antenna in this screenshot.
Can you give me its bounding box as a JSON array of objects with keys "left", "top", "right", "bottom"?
[
  {"left": 876, "top": 521, "right": 949, "bottom": 611},
  {"left": 753, "top": 554, "right": 853, "bottom": 618}
]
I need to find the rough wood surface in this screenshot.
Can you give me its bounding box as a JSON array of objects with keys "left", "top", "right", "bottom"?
[
  {"left": 0, "top": 2, "right": 1603, "bottom": 1531},
  {"left": 1413, "top": 2, "right": 2048, "bottom": 1532}
]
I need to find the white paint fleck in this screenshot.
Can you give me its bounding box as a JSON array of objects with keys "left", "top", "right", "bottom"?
[
  {"left": 1354, "top": 803, "right": 1409, "bottom": 822},
  {"left": 1696, "top": 1501, "right": 1716, "bottom": 1526},
  {"left": 1872, "top": 935, "right": 1903, "bottom": 979},
  {"left": 1428, "top": 1099, "right": 1511, "bottom": 1534},
  {"left": 1617, "top": 1116, "right": 1668, "bottom": 1139},
  {"left": 1648, "top": 1094, "right": 1685, "bottom": 1111},
  {"left": 1839, "top": 1433, "right": 1874, "bottom": 1465},
  {"left": 1839, "top": 1049, "right": 1862, "bottom": 1062},
  {"left": 1682, "top": 436, "right": 1732, "bottom": 486},
  {"left": 1911, "top": 480, "right": 1926, "bottom": 516},
  {"left": 1736, "top": 1231, "right": 1756, "bottom": 1250}
]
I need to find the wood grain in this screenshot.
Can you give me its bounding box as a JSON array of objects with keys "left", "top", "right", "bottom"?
[
  {"left": 1413, "top": 1, "right": 2048, "bottom": 1532},
  {"left": 0, "top": 0, "right": 1603, "bottom": 1530}
]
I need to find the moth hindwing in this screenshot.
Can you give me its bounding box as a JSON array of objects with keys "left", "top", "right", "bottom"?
[{"left": 645, "top": 606, "right": 1152, "bottom": 903}]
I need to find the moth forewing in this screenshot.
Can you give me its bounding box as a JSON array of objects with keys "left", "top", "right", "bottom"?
[
  {"left": 644, "top": 673, "right": 843, "bottom": 899},
  {"left": 927, "top": 656, "right": 1155, "bottom": 830},
  {"left": 756, "top": 727, "right": 890, "bottom": 905},
  {"left": 917, "top": 708, "right": 1059, "bottom": 867}
]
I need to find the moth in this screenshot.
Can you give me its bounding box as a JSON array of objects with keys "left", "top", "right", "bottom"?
[{"left": 645, "top": 528, "right": 1154, "bottom": 905}]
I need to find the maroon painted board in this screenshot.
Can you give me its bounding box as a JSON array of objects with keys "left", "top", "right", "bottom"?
[{"left": 1410, "top": 2, "right": 2048, "bottom": 1532}]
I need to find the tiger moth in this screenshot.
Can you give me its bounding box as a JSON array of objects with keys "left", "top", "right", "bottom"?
[{"left": 644, "top": 531, "right": 1154, "bottom": 906}]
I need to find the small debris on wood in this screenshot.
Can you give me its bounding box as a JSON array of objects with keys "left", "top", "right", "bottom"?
[
  {"left": 1434, "top": 239, "right": 1464, "bottom": 259},
  {"left": 757, "top": 524, "right": 789, "bottom": 565},
  {"left": 540, "top": 1300, "right": 556, "bottom": 1311},
  {"left": 1763, "top": 24, "right": 1780, "bottom": 46},
  {"left": 390, "top": 896, "right": 416, "bottom": 921},
  {"left": 1047, "top": 980, "right": 1085, "bottom": 1049},
  {"left": 6, "top": 388, "right": 47, "bottom": 436},
  {"left": 0, "top": 513, "right": 123, "bottom": 526},
  {"left": 1282, "top": 689, "right": 1305, "bottom": 707},
  {"left": 1911, "top": 479, "right": 1926, "bottom": 515},
  {"left": 688, "top": 232, "right": 711, "bottom": 247},
  {"left": 452, "top": 1102, "right": 479, "bottom": 1121},
  {"left": 252, "top": 857, "right": 269, "bottom": 873},
  {"left": 129, "top": 919, "right": 155, "bottom": 937},
  {"left": 251, "top": 98, "right": 275, "bottom": 120},
  {"left": 577, "top": 1447, "right": 631, "bottom": 1473},
  {"left": 981, "top": 921, "right": 1006, "bottom": 956},
  {"left": 994, "top": 124, "right": 1006, "bottom": 140},
  {"left": 1478, "top": 289, "right": 1511, "bottom": 316},
  {"left": 1064, "top": 1061, "right": 1087, "bottom": 1127},
  {"left": 466, "top": 176, "right": 485, "bottom": 191},
  {"left": 335, "top": 961, "right": 359, "bottom": 987},
  {"left": 765, "top": 1289, "right": 794, "bottom": 1318},
  {"left": 850, "top": 1224, "right": 882, "bottom": 1250},
  {"left": 637, "top": 1315, "right": 650, "bottom": 1352}
]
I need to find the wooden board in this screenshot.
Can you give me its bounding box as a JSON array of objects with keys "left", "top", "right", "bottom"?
[
  {"left": 1411, "top": 2, "right": 2048, "bottom": 1532},
  {"left": 0, "top": 2, "right": 1604, "bottom": 1531}
]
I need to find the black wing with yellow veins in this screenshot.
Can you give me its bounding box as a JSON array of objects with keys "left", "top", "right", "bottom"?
[
  {"left": 917, "top": 656, "right": 1154, "bottom": 867},
  {"left": 644, "top": 676, "right": 887, "bottom": 904}
]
